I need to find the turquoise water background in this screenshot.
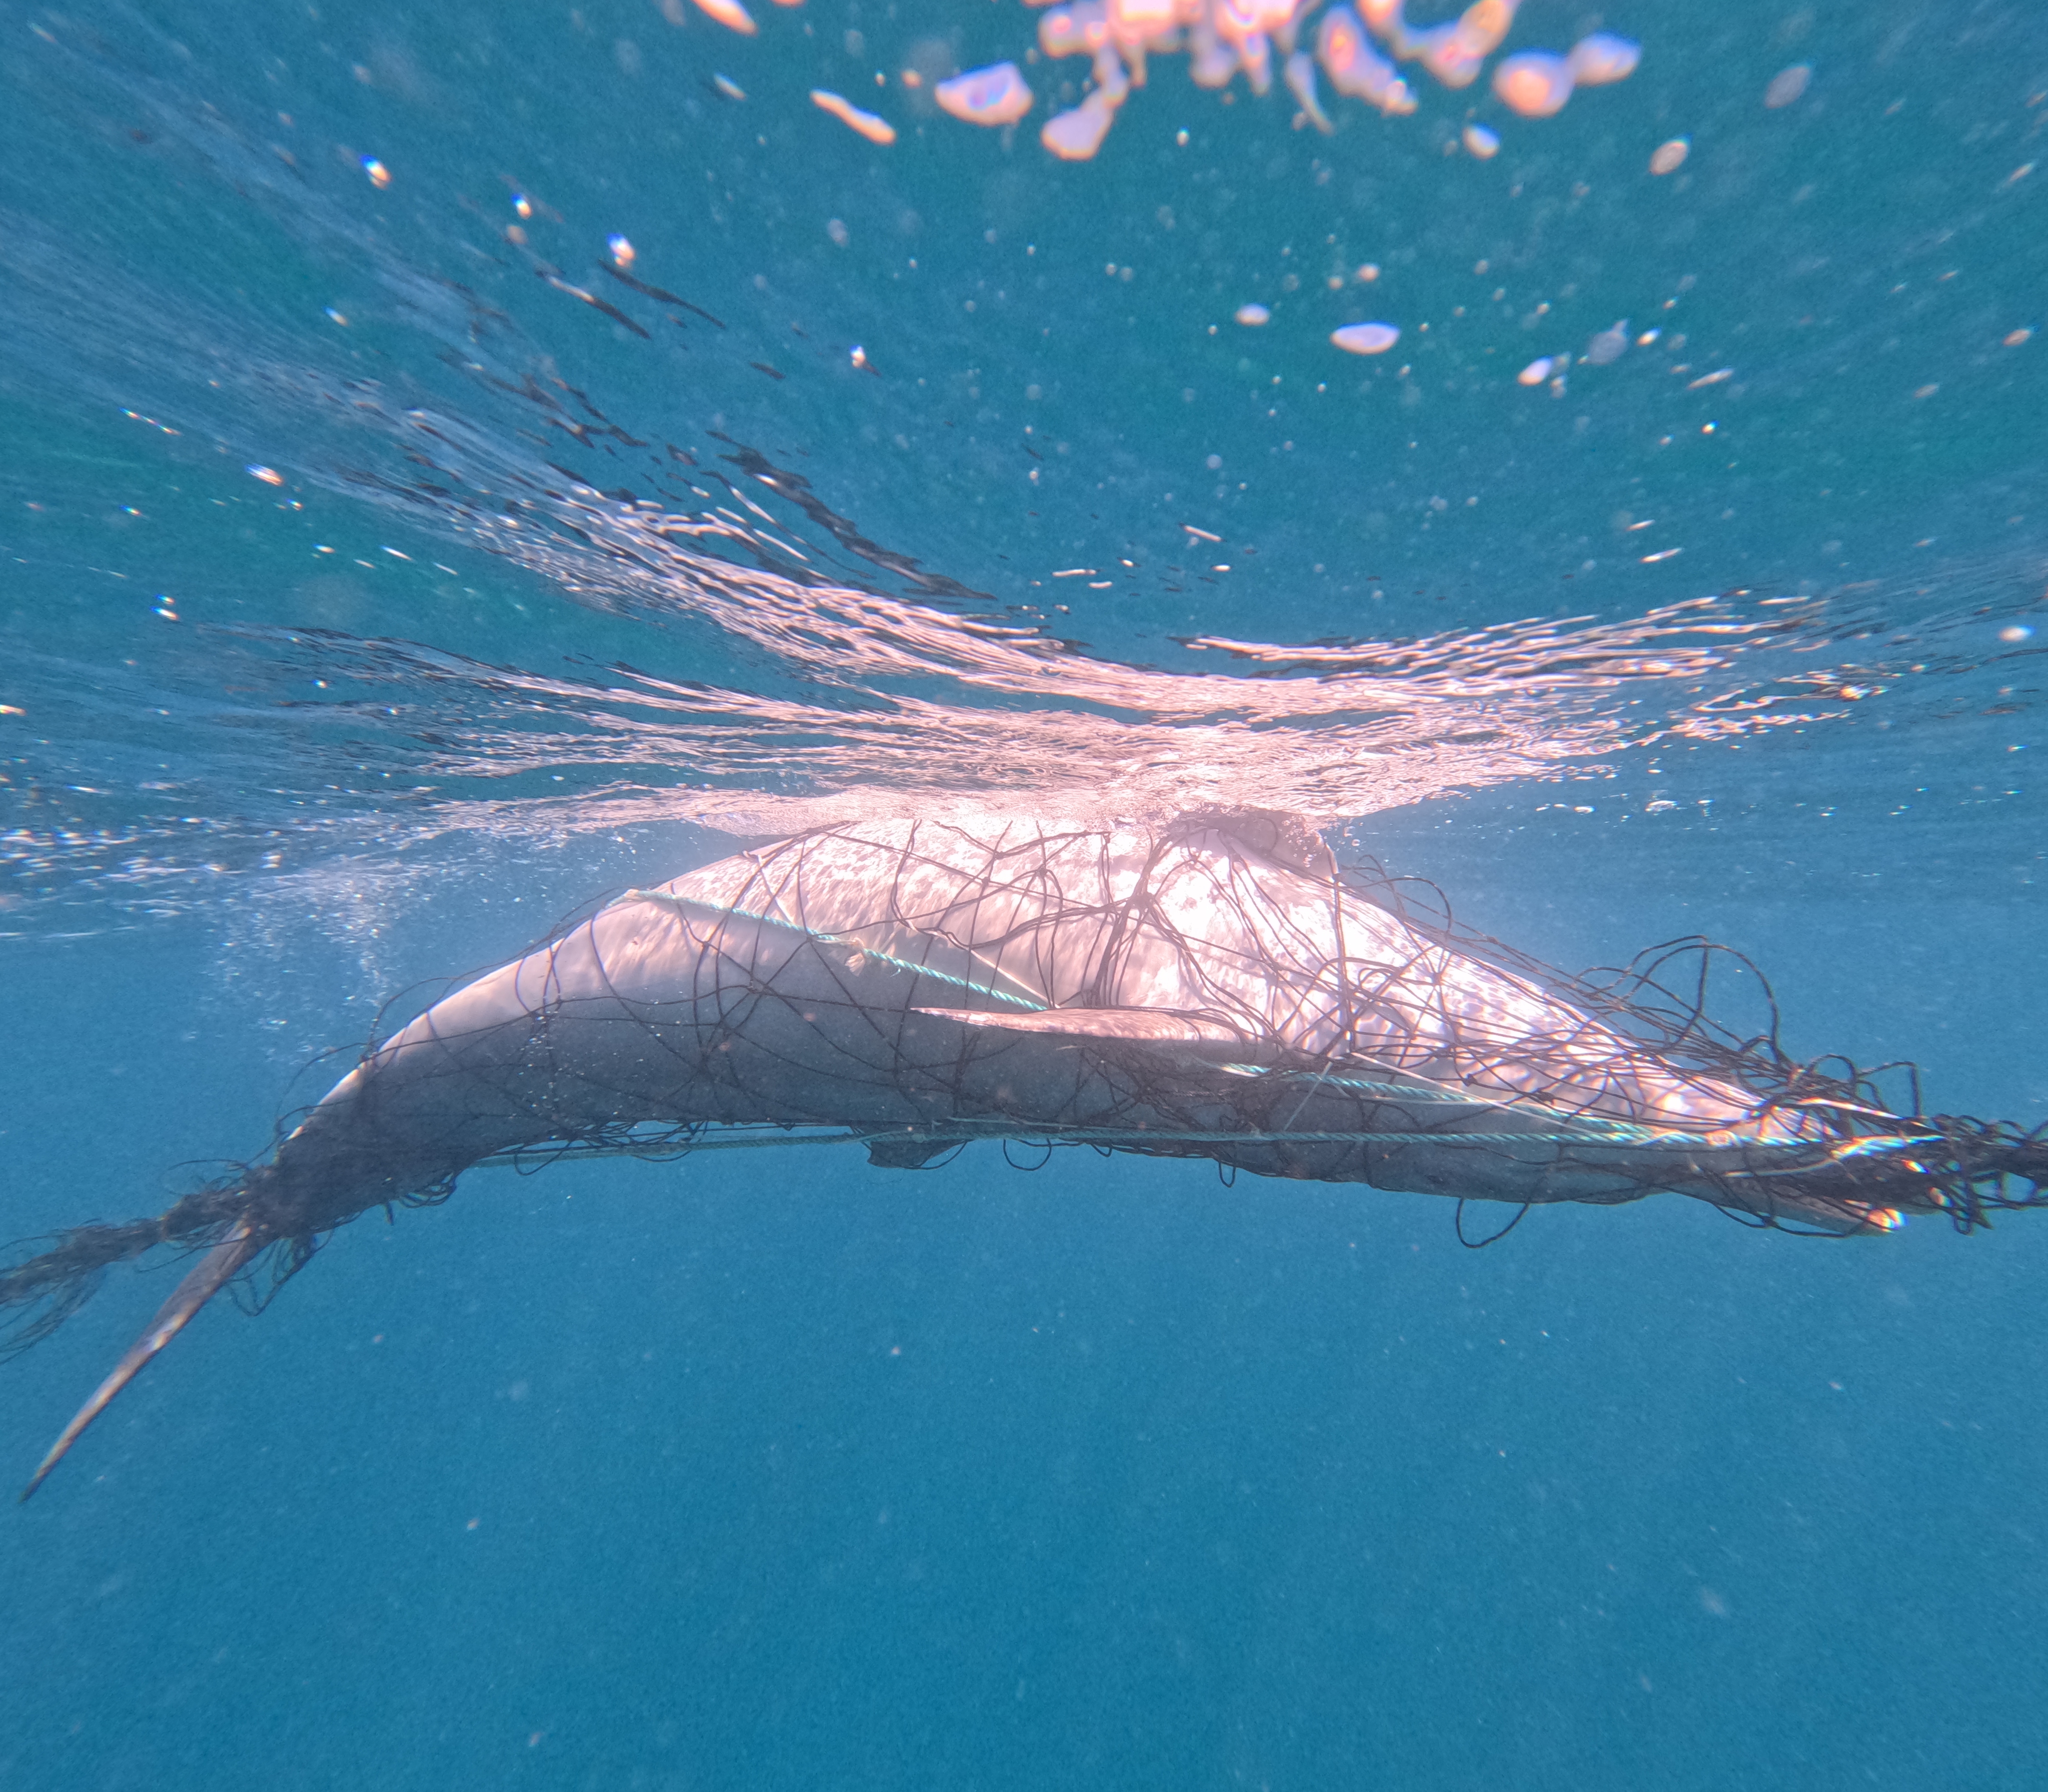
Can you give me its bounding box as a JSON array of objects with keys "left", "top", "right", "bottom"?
[{"left": 4, "top": 1, "right": 2047, "bottom": 1785}]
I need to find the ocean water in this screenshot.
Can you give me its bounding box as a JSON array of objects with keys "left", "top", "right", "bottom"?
[{"left": 3, "top": 1, "right": 2046, "bottom": 1786}]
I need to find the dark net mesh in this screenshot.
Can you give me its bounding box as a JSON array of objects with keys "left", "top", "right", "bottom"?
[{"left": 7, "top": 812, "right": 2048, "bottom": 1371}]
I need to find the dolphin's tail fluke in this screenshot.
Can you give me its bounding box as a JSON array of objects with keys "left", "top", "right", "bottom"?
[{"left": 18, "top": 1221, "right": 263, "bottom": 1503}]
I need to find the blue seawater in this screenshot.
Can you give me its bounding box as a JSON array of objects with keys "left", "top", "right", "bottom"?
[{"left": 3, "top": 2, "right": 2045, "bottom": 1786}]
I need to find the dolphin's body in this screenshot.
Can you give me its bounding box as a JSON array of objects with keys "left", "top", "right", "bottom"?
[
  {"left": 261, "top": 814, "right": 1887, "bottom": 1219},
  {"left": 14, "top": 815, "right": 1987, "bottom": 1496}
]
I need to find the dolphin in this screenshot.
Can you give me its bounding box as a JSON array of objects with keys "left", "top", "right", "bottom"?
[{"left": 10, "top": 813, "right": 2026, "bottom": 1497}]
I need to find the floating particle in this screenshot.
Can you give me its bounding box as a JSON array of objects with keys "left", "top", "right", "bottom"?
[
  {"left": 1912, "top": 383, "right": 1939, "bottom": 399},
  {"left": 324, "top": 307, "right": 348, "bottom": 324},
  {"left": 850, "top": 345, "right": 871, "bottom": 369},
  {"left": 713, "top": 74, "right": 747, "bottom": 101},
  {"left": 1493, "top": 52, "right": 1574, "bottom": 118},
  {"left": 2000, "top": 624, "right": 2034, "bottom": 642},
  {"left": 512, "top": 193, "right": 533, "bottom": 219},
  {"left": 1042, "top": 91, "right": 1118, "bottom": 160},
  {"left": 1636, "top": 327, "right": 1662, "bottom": 345},
  {"left": 1649, "top": 136, "right": 1689, "bottom": 175},
  {"left": 1407, "top": 0, "right": 1512, "bottom": 92},
  {"left": 1238, "top": 34, "right": 1277, "bottom": 98},
  {"left": 1568, "top": 33, "right": 1640, "bottom": 85},
  {"left": 1462, "top": 122, "right": 1500, "bottom": 158},
  {"left": 1113, "top": 0, "right": 1180, "bottom": 32},
  {"left": 1039, "top": 6, "right": 1106, "bottom": 59},
  {"left": 1090, "top": 43, "right": 1132, "bottom": 106},
  {"left": 1357, "top": 262, "right": 1380, "bottom": 281},
  {"left": 1641, "top": 547, "right": 1682, "bottom": 564},
  {"left": 2003, "top": 327, "right": 2034, "bottom": 346},
  {"left": 1234, "top": 302, "right": 1272, "bottom": 326},
  {"left": 1586, "top": 320, "right": 1629, "bottom": 365},
  {"left": 1458, "top": 2, "right": 1521, "bottom": 57},
  {"left": 1284, "top": 51, "right": 1334, "bottom": 133},
  {"left": 1687, "top": 367, "right": 1733, "bottom": 389},
  {"left": 693, "top": 0, "right": 757, "bottom": 35},
  {"left": 608, "top": 234, "right": 635, "bottom": 270},
  {"left": 1187, "top": 22, "right": 1238, "bottom": 88},
  {"left": 1226, "top": 0, "right": 1301, "bottom": 38},
  {"left": 811, "top": 89, "right": 897, "bottom": 144},
  {"left": 1517, "top": 356, "right": 1553, "bottom": 385},
  {"left": 246, "top": 464, "right": 284, "bottom": 486},
  {"left": 1316, "top": 8, "right": 1416, "bottom": 116},
  {"left": 1402, "top": 23, "right": 1464, "bottom": 89},
  {"left": 361, "top": 156, "right": 391, "bottom": 188},
  {"left": 1332, "top": 321, "right": 1400, "bottom": 355},
  {"left": 1764, "top": 64, "right": 1811, "bottom": 109},
  {"left": 936, "top": 62, "right": 1034, "bottom": 127}
]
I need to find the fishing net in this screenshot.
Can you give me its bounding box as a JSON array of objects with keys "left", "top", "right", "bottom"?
[
  {"left": 325, "top": 811, "right": 2048, "bottom": 1242},
  {"left": 6, "top": 810, "right": 2047, "bottom": 1369}
]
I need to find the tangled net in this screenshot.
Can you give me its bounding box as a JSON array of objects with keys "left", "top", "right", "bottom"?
[
  {"left": 466, "top": 812, "right": 2044, "bottom": 1240},
  {"left": 5, "top": 812, "right": 2047, "bottom": 1371}
]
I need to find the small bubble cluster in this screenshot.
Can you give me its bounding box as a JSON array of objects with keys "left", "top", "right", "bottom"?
[{"left": 682, "top": 1, "right": 1639, "bottom": 164}]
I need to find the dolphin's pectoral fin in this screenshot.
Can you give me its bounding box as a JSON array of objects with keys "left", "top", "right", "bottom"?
[
  {"left": 20, "top": 1222, "right": 263, "bottom": 1502},
  {"left": 864, "top": 1135, "right": 958, "bottom": 1170},
  {"left": 913, "top": 1005, "right": 1248, "bottom": 1045}
]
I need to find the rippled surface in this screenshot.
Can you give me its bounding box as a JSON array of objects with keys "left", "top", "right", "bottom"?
[{"left": 5, "top": 0, "right": 2042, "bottom": 939}]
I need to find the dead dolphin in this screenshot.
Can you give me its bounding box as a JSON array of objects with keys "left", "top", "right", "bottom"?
[{"left": 9, "top": 813, "right": 2040, "bottom": 1497}]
